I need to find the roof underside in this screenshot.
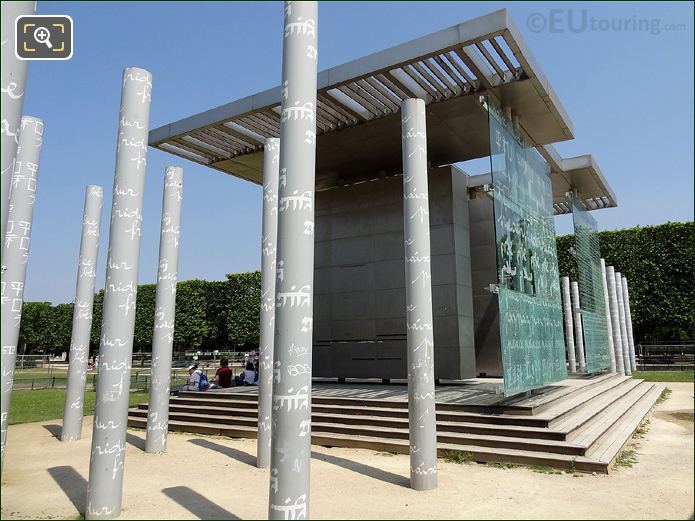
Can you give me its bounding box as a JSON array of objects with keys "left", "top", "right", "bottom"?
[
  {"left": 539, "top": 145, "right": 618, "bottom": 214},
  {"left": 150, "top": 9, "right": 577, "bottom": 190}
]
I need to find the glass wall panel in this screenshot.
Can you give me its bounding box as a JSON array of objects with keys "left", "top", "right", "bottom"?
[
  {"left": 487, "top": 99, "right": 567, "bottom": 396},
  {"left": 571, "top": 193, "right": 611, "bottom": 373}
]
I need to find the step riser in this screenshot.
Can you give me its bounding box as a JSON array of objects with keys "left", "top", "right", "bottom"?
[
  {"left": 129, "top": 409, "right": 561, "bottom": 440},
  {"left": 128, "top": 414, "right": 581, "bottom": 456},
  {"left": 162, "top": 400, "right": 550, "bottom": 427},
  {"left": 127, "top": 419, "right": 600, "bottom": 472},
  {"left": 568, "top": 383, "right": 652, "bottom": 446},
  {"left": 547, "top": 378, "right": 636, "bottom": 428}
]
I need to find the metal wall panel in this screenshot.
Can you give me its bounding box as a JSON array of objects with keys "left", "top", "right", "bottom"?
[{"left": 312, "top": 167, "right": 475, "bottom": 379}]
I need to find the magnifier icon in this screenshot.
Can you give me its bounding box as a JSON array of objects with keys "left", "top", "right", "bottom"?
[{"left": 33, "top": 26, "right": 53, "bottom": 49}]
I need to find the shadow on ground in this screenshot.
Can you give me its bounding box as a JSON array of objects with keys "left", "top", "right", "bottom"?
[
  {"left": 43, "top": 424, "right": 62, "bottom": 439},
  {"left": 126, "top": 431, "right": 146, "bottom": 451},
  {"left": 187, "top": 438, "right": 256, "bottom": 467},
  {"left": 311, "top": 450, "right": 410, "bottom": 488},
  {"left": 162, "top": 486, "right": 240, "bottom": 520},
  {"left": 46, "top": 465, "right": 86, "bottom": 516}
]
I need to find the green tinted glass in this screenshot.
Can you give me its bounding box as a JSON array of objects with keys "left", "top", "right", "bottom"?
[
  {"left": 571, "top": 193, "right": 611, "bottom": 373},
  {"left": 488, "top": 99, "right": 567, "bottom": 396}
]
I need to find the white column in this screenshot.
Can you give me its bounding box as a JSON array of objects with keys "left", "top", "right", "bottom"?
[
  {"left": 1, "top": 1, "right": 35, "bottom": 261},
  {"left": 401, "top": 98, "right": 437, "bottom": 490},
  {"left": 0, "top": 116, "right": 43, "bottom": 474},
  {"left": 62, "top": 185, "right": 104, "bottom": 441},
  {"left": 614, "top": 271, "right": 632, "bottom": 376},
  {"left": 561, "top": 276, "right": 577, "bottom": 373},
  {"left": 621, "top": 277, "right": 637, "bottom": 373},
  {"left": 599, "top": 259, "right": 616, "bottom": 373},
  {"left": 145, "top": 166, "right": 184, "bottom": 454},
  {"left": 257, "top": 138, "right": 280, "bottom": 469},
  {"left": 268, "top": 2, "right": 317, "bottom": 519},
  {"left": 605, "top": 265, "right": 625, "bottom": 375},
  {"left": 570, "top": 281, "right": 586, "bottom": 371},
  {"left": 86, "top": 67, "right": 152, "bottom": 519}
]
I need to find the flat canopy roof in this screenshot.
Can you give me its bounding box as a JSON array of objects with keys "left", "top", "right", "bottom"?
[
  {"left": 540, "top": 144, "right": 618, "bottom": 213},
  {"left": 150, "top": 9, "right": 577, "bottom": 190}
]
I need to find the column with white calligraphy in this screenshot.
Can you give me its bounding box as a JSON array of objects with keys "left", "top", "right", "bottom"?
[
  {"left": 269, "top": 2, "right": 317, "bottom": 519},
  {"left": 401, "top": 98, "right": 438, "bottom": 491},
  {"left": 86, "top": 67, "right": 152, "bottom": 520},
  {"left": 570, "top": 281, "right": 586, "bottom": 371},
  {"left": 257, "top": 138, "right": 279, "bottom": 469},
  {"left": 621, "top": 277, "right": 637, "bottom": 373},
  {"left": 0, "top": 115, "right": 43, "bottom": 474},
  {"left": 561, "top": 276, "right": 577, "bottom": 373},
  {"left": 614, "top": 271, "right": 632, "bottom": 376},
  {"left": 599, "top": 259, "right": 617, "bottom": 373},
  {"left": 145, "top": 166, "right": 183, "bottom": 454},
  {"left": 605, "top": 265, "right": 625, "bottom": 375},
  {"left": 62, "top": 185, "right": 104, "bottom": 441},
  {"left": 1, "top": 1, "right": 35, "bottom": 263}
]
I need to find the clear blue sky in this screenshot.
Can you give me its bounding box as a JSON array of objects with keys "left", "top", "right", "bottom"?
[{"left": 21, "top": 1, "right": 694, "bottom": 304}]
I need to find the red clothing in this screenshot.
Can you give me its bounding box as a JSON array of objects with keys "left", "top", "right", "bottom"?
[{"left": 215, "top": 367, "right": 233, "bottom": 388}]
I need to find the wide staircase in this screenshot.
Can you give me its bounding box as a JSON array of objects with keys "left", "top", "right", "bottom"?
[{"left": 128, "top": 373, "right": 662, "bottom": 473}]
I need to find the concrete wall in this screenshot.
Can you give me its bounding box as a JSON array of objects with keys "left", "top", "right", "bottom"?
[
  {"left": 469, "top": 193, "right": 502, "bottom": 377},
  {"left": 312, "top": 166, "right": 475, "bottom": 380}
]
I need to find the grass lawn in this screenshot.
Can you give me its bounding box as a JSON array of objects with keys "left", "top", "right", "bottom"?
[
  {"left": 633, "top": 370, "right": 694, "bottom": 382},
  {"left": 8, "top": 389, "right": 149, "bottom": 425}
]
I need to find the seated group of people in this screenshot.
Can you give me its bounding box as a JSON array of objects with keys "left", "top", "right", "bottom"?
[{"left": 184, "top": 358, "right": 258, "bottom": 391}]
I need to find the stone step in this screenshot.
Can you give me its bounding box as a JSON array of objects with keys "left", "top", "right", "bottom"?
[
  {"left": 551, "top": 378, "right": 645, "bottom": 433},
  {"left": 128, "top": 409, "right": 582, "bottom": 455},
  {"left": 538, "top": 376, "right": 636, "bottom": 425},
  {"left": 586, "top": 384, "right": 662, "bottom": 466},
  {"left": 566, "top": 381, "right": 654, "bottom": 446},
  {"left": 135, "top": 403, "right": 564, "bottom": 440}
]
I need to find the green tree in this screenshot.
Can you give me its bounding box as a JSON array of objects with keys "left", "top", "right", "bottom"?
[
  {"left": 18, "top": 302, "right": 54, "bottom": 354},
  {"left": 51, "top": 303, "right": 74, "bottom": 352},
  {"left": 226, "top": 271, "right": 261, "bottom": 348},
  {"left": 174, "top": 279, "right": 209, "bottom": 356}
]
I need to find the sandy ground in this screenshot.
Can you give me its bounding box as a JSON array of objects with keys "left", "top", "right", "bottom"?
[{"left": 1, "top": 382, "right": 693, "bottom": 520}]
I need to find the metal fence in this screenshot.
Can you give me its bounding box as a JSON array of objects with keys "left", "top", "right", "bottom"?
[{"left": 636, "top": 342, "right": 694, "bottom": 371}]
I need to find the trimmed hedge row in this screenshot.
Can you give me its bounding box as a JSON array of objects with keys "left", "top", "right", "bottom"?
[
  {"left": 19, "top": 272, "right": 261, "bottom": 355},
  {"left": 556, "top": 221, "right": 694, "bottom": 343},
  {"left": 18, "top": 221, "right": 693, "bottom": 354}
]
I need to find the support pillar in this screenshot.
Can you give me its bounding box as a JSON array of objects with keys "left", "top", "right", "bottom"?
[
  {"left": 570, "top": 281, "right": 586, "bottom": 371},
  {"left": 145, "top": 166, "right": 183, "bottom": 454},
  {"left": 599, "top": 259, "right": 617, "bottom": 373},
  {"left": 1, "top": 1, "right": 35, "bottom": 261},
  {"left": 401, "top": 98, "right": 437, "bottom": 490},
  {"left": 86, "top": 67, "right": 152, "bottom": 520},
  {"left": 621, "top": 277, "right": 637, "bottom": 372},
  {"left": 0, "top": 116, "right": 43, "bottom": 473},
  {"left": 605, "top": 266, "right": 625, "bottom": 375},
  {"left": 268, "top": 2, "right": 317, "bottom": 519},
  {"left": 257, "top": 138, "right": 280, "bottom": 469},
  {"left": 614, "top": 271, "right": 631, "bottom": 376},
  {"left": 62, "top": 185, "right": 104, "bottom": 441},
  {"left": 561, "top": 276, "right": 577, "bottom": 373}
]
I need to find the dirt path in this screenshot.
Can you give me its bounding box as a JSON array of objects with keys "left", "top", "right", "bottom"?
[{"left": 1, "top": 382, "right": 692, "bottom": 520}]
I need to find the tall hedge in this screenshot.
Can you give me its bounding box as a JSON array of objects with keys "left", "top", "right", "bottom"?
[
  {"left": 18, "top": 221, "right": 694, "bottom": 354},
  {"left": 22, "top": 271, "right": 263, "bottom": 355},
  {"left": 556, "top": 221, "right": 694, "bottom": 343}
]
